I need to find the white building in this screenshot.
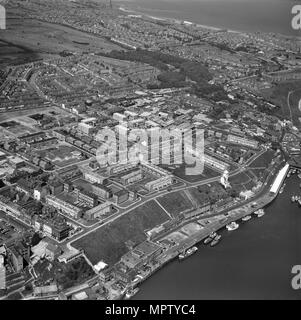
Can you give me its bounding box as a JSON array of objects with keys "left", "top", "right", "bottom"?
[
  {"left": 113, "top": 112, "right": 127, "bottom": 122},
  {"left": 270, "top": 163, "right": 290, "bottom": 194},
  {"left": 145, "top": 175, "right": 173, "bottom": 191},
  {"left": 204, "top": 154, "right": 230, "bottom": 172},
  {"left": 227, "top": 134, "right": 258, "bottom": 149},
  {"left": 0, "top": 255, "right": 6, "bottom": 290}
]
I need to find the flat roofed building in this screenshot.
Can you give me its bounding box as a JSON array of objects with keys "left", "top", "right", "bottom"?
[
  {"left": 34, "top": 283, "right": 58, "bottom": 297},
  {"left": 0, "top": 255, "right": 6, "bottom": 290},
  {"left": 204, "top": 154, "right": 230, "bottom": 172},
  {"left": 120, "top": 168, "right": 143, "bottom": 185},
  {"left": 227, "top": 134, "right": 258, "bottom": 149},
  {"left": 45, "top": 195, "right": 83, "bottom": 219},
  {"left": 121, "top": 241, "right": 162, "bottom": 269},
  {"left": 270, "top": 163, "right": 290, "bottom": 194},
  {"left": 18, "top": 132, "right": 46, "bottom": 143},
  {"left": 84, "top": 202, "right": 112, "bottom": 220},
  {"left": 8, "top": 156, "right": 25, "bottom": 169},
  {"left": 145, "top": 175, "right": 173, "bottom": 192}
]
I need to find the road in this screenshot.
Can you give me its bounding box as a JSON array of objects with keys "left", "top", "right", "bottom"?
[
  {"left": 66, "top": 149, "right": 277, "bottom": 256},
  {"left": 287, "top": 88, "right": 301, "bottom": 128}
]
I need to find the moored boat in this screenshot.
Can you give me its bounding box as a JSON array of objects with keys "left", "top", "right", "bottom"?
[
  {"left": 242, "top": 215, "right": 251, "bottom": 222},
  {"left": 179, "top": 246, "right": 198, "bottom": 260},
  {"left": 226, "top": 221, "right": 239, "bottom": 231},
  {"left": 254, "top": 209, "right": 265, "bottom": 217},
  {"left": 203, "top": 232, "right": 217, "bottom": 245},
  {"left": 125, "top": 287, "right": 140, "bottom": 299},
  {"left": 210, "top": 235, "right": 222, "bottom": 247}
]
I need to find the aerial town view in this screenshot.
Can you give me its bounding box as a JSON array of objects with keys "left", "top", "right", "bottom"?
[{"left": 0, "top": 0, "right": 300, "bottom": 303}]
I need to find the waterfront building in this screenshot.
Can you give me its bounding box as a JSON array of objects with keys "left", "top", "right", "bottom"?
[
  {"left": 121, "top": 241, "right": 163, "bottom": 270},
  {"left": 0, "top": 255, "right": 6, "bottom": 290},
  {"left": 270, "top": 163, "right": 290, "bottom": 194}
]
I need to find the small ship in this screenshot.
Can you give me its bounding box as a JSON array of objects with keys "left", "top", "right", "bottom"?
[
  {"left": 203, "top": 232, "right": 217, "bottom": 245},
  {"left": 242, "top": 215, "right": 252, "bottom": 222},
  {"left": 226, "top": 221, "right": 239, "bottom": 231},
  {"left": 179, "top": 246, "right": 198, "bottom": 260},
  {"left": 125, "top": 287, "right": 140, "bottom": 299},
  {"left": 254, "top": 209, "right": 265, "bottom": 217},
  {"left": 210, "top": 234, "right": 222, "bottom": 247}
]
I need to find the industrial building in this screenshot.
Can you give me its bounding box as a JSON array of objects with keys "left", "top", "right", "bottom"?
[{"left": 270, "top": 163, "right": 290, "bottom": 194}]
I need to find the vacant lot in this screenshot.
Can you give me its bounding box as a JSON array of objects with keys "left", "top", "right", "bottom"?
[
  {"left": 157, "top": 190, "right": 194, "bottom": 217},
  {"left": 73, "top": 200, "right": 170, "bottom": 266}
]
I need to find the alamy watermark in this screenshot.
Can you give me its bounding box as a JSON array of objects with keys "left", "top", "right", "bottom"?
[
  {"left": 0, "top": 4, "right": 5, "bottom": 30},
  {"left": 291, "top": 265, "right": 301, "bottom": 290},
  {"left": 95, "top": 124, "right": 205, "bottom": 176},
  {"left": 292, "top": 5, "right": 301, "bottom": 30}
]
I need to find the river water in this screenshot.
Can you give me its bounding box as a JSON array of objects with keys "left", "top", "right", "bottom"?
[{"left": 134, "top": 175, "right": 301, "bottom": 300}]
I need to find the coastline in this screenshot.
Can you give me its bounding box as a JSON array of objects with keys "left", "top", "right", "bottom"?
[
  {"left": 118, "top": 5, "right": 242, "bottom": 34},
  {"left": 118, "top": 5, "right": 301, "bottom": 39}
]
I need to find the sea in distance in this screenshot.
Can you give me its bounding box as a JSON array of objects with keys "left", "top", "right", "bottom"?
[
  {"left": 116, "top": 0, "right": 300, "bottom": 37},
  {"left": 133, "top": 175, "right": 301, "bottom": 300}
]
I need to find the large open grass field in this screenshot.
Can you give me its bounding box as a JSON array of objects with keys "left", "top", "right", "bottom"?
[
  {"left": 0, "top": 16, "right": 121, "bottom": 67},
  {"left": 73, "top": 200, "right": 170, "bottom": 266},
  {"left": 157, "top": 190, "right": 194, "bottom": 217},
  {"left": 249, "top": 150, "right": 275, "bottom": 169},
  {"left": 161, "top": 164, "right": 220, "bottom": 183},
  {"left": 261, "top": 80, "right": 301, "bottom": 129},
  {"left": 229, "top": 170, "right": 256, "bottom": 192}
]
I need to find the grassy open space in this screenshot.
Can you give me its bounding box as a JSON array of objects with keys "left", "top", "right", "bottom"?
[
  {"left": 249, "top": 150, "right": 276, "bottom": 168},
  {"left": 73, "top": 200, "right": 170, "bottom": 266},
  {"left": 162, "top": 164, "right": 219, "bottom": 183},
  {"left": 229, "top": 171, "right": 256, "bottom": 192},
  {"left": 260, "top": 80, "right": 301, "bottom": 127},
  {"left": 157, "top": 190, "right": 194, "bottom": 217},
  {"left": 0, "top": 16, "right": 121, "bottom": 67}
]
